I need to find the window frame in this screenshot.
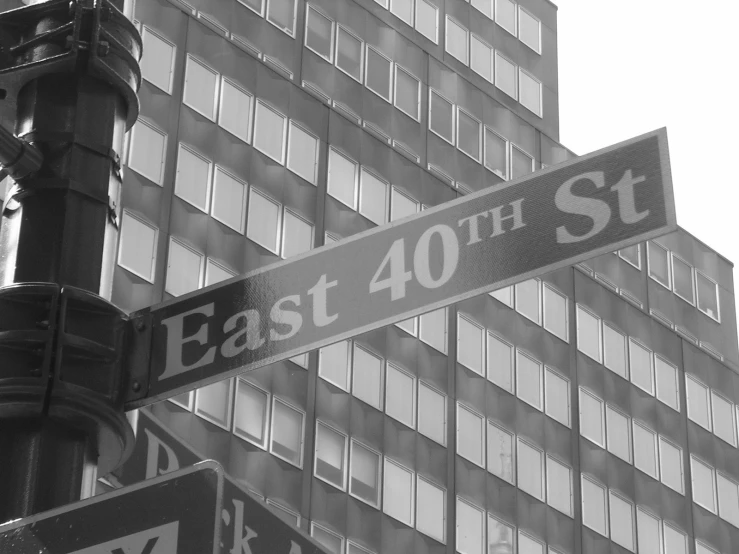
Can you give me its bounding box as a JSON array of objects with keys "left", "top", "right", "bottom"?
[
  {"left": 576, "top": 304, "right": 602, "bottom": 363},
  {"left": 487, "top": 514, "right": 516, "bottom": 554},
  {"left": 696, "top": 269, "right": 721, "bottom": 322},
  {"left": 174, "top": 143, "right": 213, "bottom": 213},
  {"left": 266, "top": 0, "right": 298, "bottom": 37},
  {"left": 608, "top": 490, "right": 636, "bottom": 551},
  {"left": 685, "top": 373, "right": 712, "bottom": 431},
  {"left": 383, "top": 457, "right": 416, "bottom": 526},
  {"left": 690, "top": 454, "right": 717, "bottom": 513},
  {"left": 358, "top": 167, "right": 389, "bottom": 226},
  {"left": 140, "top": 25, "right": 176, "bottom": 94},
  {"left": 182, "top": 54, "right": 220, "bottom": 121},
  {"left": 419, "top": 307, "right": 448, "bottom": 354},
  {"left": 393, "top": 64, "right": 421, "bottom": 121},
  {"left": 327, "top": 146, "right": 359, "bottom": 210},
  {"left": 456, "top": 106, "right": 482, "bottom": 162},
  {"left": 128, "top": 118, "right": 168, "bottom": 186},
  {"left": 415, "top": 475, "right": 446, "bottom": 543},
  {"left": 632, "top": 420, "right": 659, "bottom": 479},
  {"left": 456, "top": 497, "right": 486, "bottom": 554},
  {"left": 245, "top": 187, "right": 283, "bottom": 254},
  {"left": 670, "top": 252, "right": 695, "bottom": 305},
  {"left": 418, "top": 380, "right": 447, "bottom": 446},
  {"left": 351, "top": 342, "right": 385, "bottom": 410},
  {"left": 457, "top": 314, "right": 485, "bottom": 376},
  {"left": 518, "top": 67, "right": 542, "bottom": 117},
  {"left": 253, "top": 100, "right": 288, "bottom": 164},
  {"left": 194, "top": 378, "right": 234, "bottom": 430},
  {"left": 286, "top": 120, "right": 320, "bottom": 185},
  {"left": 544, "top": 366, "right": 571, "bottom": 427},
  {"left": 495, "top": 0, "right": 518, "bottom": 37},
  {"left": 517, "top": 437, "right": 545, "bottom": 501},
  {"left": 647, "top": 240, "right": 671, "bottom": 290},
  {"left": 210, "top": 165, "right": 248, "bottom": 234},
  {"left": 514, "top": 278, "right": 541, "bottom": 325},
  {"left": 518, "top": 5, "right": 542, "bottom": 54},
  {"left": 310, "top": 522, "right": 345, "bottom": 554},
  {"left": 629, "top": 338, "right": 655, "bottom": 396},
  {"left": 218, "top": 77, "right": 253, "bottom": 144},
  {"left": 654, "top": 354, "right": 680, "bottom": 411},
  {"left": 546, "top": 454, "right": 573, "bottom": 516},
  {"left": 516, "top": 349, "right": 543, "bottom": 411},
  {"left": 269, "top": 396, "right": 305, "bottom": 468},
  {"left": 579, "top": 387, "right": 605, "bottom": 448},
  {"left": 711, "top": 390, "right": 737, "bottom": 446},
  {"left": 390, "top": 0, "right": 414, "bottom": 26},
  {"left": 494, "top": 50, "right": 518, "bottom": 100},
  {"left": 415, "top": 0, "right": 439, "bottom": 44},
  {"left": 658, "top": 435, "right": 684, "bottom": 494},
  {"left": 456, "top": 402, "right": 486, "bottom": 467},
  {"left": 618, "top": 243, "right": 642, "bottom": 270},
  {"left": 428, "top": 88, "right": 455, "bottom": 145},
  {"left": 487, "top": 331, "right": 515, "bottom": 393},
  {"left": 314, "top": 420, "right": 349, "bottom": 491},
  {"left": 483, "top": 126, "right": 509, "bottom": 179},
  {"left": 606, "top": 404, "right": 632, "bottom": 463},
  {"left": 118, "top": 210, "right": 158, "bottom": 282},
  {"left": 581, "top": 474, "right": 609, "bottom": 537},
  {"left": 281, "top": 207, "right": 314, "bottom": 259},
  {"left": 385, "top": 362, "right": 417, "bottom": 429},
  {"left": 444, "top": 15, "right": 469, "bottom": 65},
  {"left": 335, "top": 24, "right": 364, "bottom": 83},
  {"left": 349, "top": 439, "right": 382, "bottom": 507},
  {"left": 542, "top": 282, "right": 569, "bottom": 342},
  {"left": 233, "top": 378, "right": 271, "bottom": 449},
  {"left": 304, "top": 4, "right": 334, "bottom": 63},
  {"left": 470, "top": 33, "right": 493, "bottom": 82},
  {"left": 165, "top": 236, "right": 204, "bottom": 297},
  {"left": 486, "top": 419, "right": 515, "bottom": 484},
  {"left": 365, "top": 45, "right": 394, "bottom": 103}
]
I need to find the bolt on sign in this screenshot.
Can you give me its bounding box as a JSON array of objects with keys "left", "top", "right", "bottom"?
[{"left": 124, "top": 128, "right": 675, "bottom": 408}]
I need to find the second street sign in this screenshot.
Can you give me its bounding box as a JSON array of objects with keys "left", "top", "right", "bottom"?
[{"left": 125, "top": 128, "right": 675, "bottom": 408}]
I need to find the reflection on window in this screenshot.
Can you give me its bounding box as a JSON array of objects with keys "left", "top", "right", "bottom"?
[
  {"left": 311, "top": 523, "right": 343, "bottom": 554},
  {"left": 336, "top": 26, "right": 363, "bottom": 82},
  {"left": 487, "top": 421, "right": 514, "bottom": 483},
  {"left": 128, "top": 119, "right": 167, "bottom": 185},
  {"left": 118, "top": 211, "right": 158, "bottom": 282},
  {"left": 366, "top": 46, "right": 392, "bottom": 102},
  {"left": 315, "top": 421, "right": 347, "bottom": 489},
  {"left": 305, "top": 5, "right": 333, "bottom": 61},
  {"left": 487, "top": 332, "right": 514, "bottom": 393},
  {"left": 270, "top": 397, "right": 304, "bottom": 467},
  {"left": 488, "top": 515, "right": 515, "bottom": 553},
  {"left": 350, "top": 441, "right": 380, "bottom": 506},
  {"left": 518, "top": 531, "right": 544, "bottom": 554}
]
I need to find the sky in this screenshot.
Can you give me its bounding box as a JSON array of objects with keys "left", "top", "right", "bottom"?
[{"left": 556, "top": 0, "right": 739, "bottom": 324}]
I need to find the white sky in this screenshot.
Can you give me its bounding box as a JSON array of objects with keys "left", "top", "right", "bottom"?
[{"left": 557, "top": 0, "right": 739, "bottom": 323}]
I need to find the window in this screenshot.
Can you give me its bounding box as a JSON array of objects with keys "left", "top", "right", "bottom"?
[
  {"left": 671, "top": 254, "right": 694, "bottom": 304},
  {"left": 494, "top": 52, "right": 517, "bottom": 99},
  {"left": 315, "top": 422, "right": 347, "bottom": 489},
  {"left": 458, "top": 315, "right": 485, "bottom": 375},
  {"left": 195, "top": 378, "right": 233, "bottom": 429},
  {"left": 118, "top": 211, "right": 158, "bottom": 281},
  {"left": 311, "top": 523, "right": 343, "bottom": 554},
  {"left": 266, "top": 0, "right": 296, "bottom": 35},
  {"left": 175, "top": 144, "right": 212, "bottom": 212},
  {"left": 519, "top": 532, "right": 544, "bottom": 554},
  {"left": 219, "top": 78, "right": 252, "bottom": 143},
  {"left": 659, "top": 437, "right": 684, "bottom": 494},
  {"left": 696, "top": 542, "right": 721, "bottom": 554},
  {"left": 487, "top": 332, "right": 514, "bottom": 393},
  {"left": 543, "top": 283, "right": 568, "bottom": 341},
  {"left": 691, "top": 456, "right": 716, "bottom": 512},
  {"left": 365, "top": 46, "right": 392, "bottom": 102},
  {"left": 470, "top": 35, "right": 492, "bottom": 81},
  {"left": 603, "top": 323, "right": 627, "bottom": 378},
  {"left": 211, "top": 167, "right": 247, "bottom": 233},
  {"left": 457, "top": 403, "right": 485, "bottom": 466},
  {"left": 488, "top": 515, "right": 514, "bottom": 553},
  {"left": 495, "top": 0, "right": 517, "bottom": 35},
  {"left": 165, "top": 238, "right": 203, "bottom": 297},
  {"left": 633, "top": 421, "right": 658, "bottom": 479},
  {"left": 319, "top": 340, "right": 351, "bottom": 390},
  {"left": 516, "top": 350, "right": 542, "bottom": 410},
  {"left": 487, "top": 421, "right": 514, "bottom": 483},
  {"left": 456, "top": 498, "right": 484, "bottom": 554},
  {"left": 609, "top": 492, "right": 635, "bottom": 551},
  {"left": 663, "top": 524, "right": 687, "bottom": 554},
  {"left": 606, "top": 405, "right": 631, "bottom": 463},
  {"left": 305, "top": 5, "right": 333, "bottom": 61},
  {"left": 655, "top": 355, "right": 679, "bottom": 410},
  {"left": 240, "top": 0, "right": 264, "bottom": 16},
  {"left": 581, "top": 476, "right": 608, "bottom": 536},
  {"left": 386, "top": 363, "right": 415, "bottom": 428},
  {"left": 628, "top": 338, "right": 653, "bottom": 394},
  {"left": 281, "top": 209, "right": 313, "bottom": 259},
  {"left": 484, "top": 128, "right": 508, "bottom": 179},
  {"left": 471, "top": 0, "right": 493, "bottom": 18},
  {"left": 457, "top": 109, "right": 481, "bottom": 161},
  {"left": 327, "top": 148, "right": 358, "bottom": 209},
  {"left": 352, "top": 344, "right": 383, "bottom": 409},
  {"left": 515, "top": 279, "right": 540, "bottom": 324},
  {"left": 205, "top": 258, "right": 235, "bottom": 286},
  {"left": 287, "top": 122, "right": 319, "bottom": 184},
  {"left": 547, "top": 456, "right": 573, "bottom": 516},
  {"left": 647, "top": 241, "right": 670, "bottom": 288},
  {"left": 390, "top": 187, "right": 418, "bottom": 221},
  {"left": 712, "top": 391, "right": 736, "bottom": 446},
  {"left": 335, "top": 26, "right": 363, "bottom": 82},
  {"left": 636, "top": 508, "right": 661, "bottom": 554},
  {"left": 246, "top": 188, "right": 281, "bottom": 253},
  {"left": 183, "top": 55, "right": 219, "bottom": 120},
  {"left": 128, "top": 119, "right": 167, "bottom": 185},
  {"left": 270, "top": 398, "right": 304, "bottom": 467},
  {"left": 696, "top": 271, "right": 720, "bottom": 321},
  {"left": 415, "top": 0, "right": 438, "bottom": 43},
  {"left": 347, "top": 544, "right": 375, "bottom": 554},
  {"left": 619, "top": 244, "right": 641, "bottom": 269},
  {"left": 253, "top": 101, "right": 287, "bottom": 163},
  {"left": 383, "top": 458, "right": 414, "bottom": 526},
  {"left": 686, "top": 374, "right": 711, "bottom": 430},
  {"left": 394, "top": 66, "right": 420, "bottom": 120},
  {"left": 419, "top": 307, "right": 447, "bottom": 353},
  {"left": 416, "top": 477, "right": 445, "bottom": 542},
  {"left": 519, "top": 70, "right": 542, "bottom": 117},
  {"left": 717, "top": 473, "right": 739, "bottom": 527},
  {"left": 511, "top": 145, "right": 533, "bottom": 179},
  {"left": 140, "top": 27, "right": 175, "bottom": 93},
  {"left": 544, "top": 368, "right": 570, "bottom": 427},
  {"left": 445, "top": 17, "right": 468, "bottom": 65},
  {"left": 418, "top": 382, "right": 446, "bottom": 445},
  {"left": 359, "top": 169, "right": 388, "bottom": 225},
  {"left": 350, "top": 441, "right": 381, "bottom": 506},
  {"left": 390, "top": 0, "right": 413, "bottom": 25},
  {"left": 490, "top": 285, "right": 513, "bottom": 307},
  {"left": 577, "top": 305, "right": 601, "bottom": 362},
  {"left": 429, "top": 89, "right": 455, "bottom": 144},
  {"left": 517, "top": 439, "right": 544, "bottom": 500},
  {"left": 518, "top": 7, "right": 541, "bottom": 53},
  {"left": 234, "top": 379, "right": 269, "bottom": 448},
  {"left": 579, "top": 388, "right": 605, "bottom": 447}
]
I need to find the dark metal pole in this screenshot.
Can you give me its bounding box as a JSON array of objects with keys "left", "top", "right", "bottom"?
[{"left": 0, "top": 0, "right": 140, "bottom": 522}]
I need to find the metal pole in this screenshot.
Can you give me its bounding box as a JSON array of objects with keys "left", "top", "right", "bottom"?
[{"left": 0, "top": 0, "right": 140, "bottom": 522}]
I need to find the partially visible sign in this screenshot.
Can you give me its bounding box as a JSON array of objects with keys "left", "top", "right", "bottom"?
[
  {"left": 0, "top": 462, "right": 222, "bottom": 554},
  {"left": 114, "top": 409, "right": 331, "bottom": 554}
]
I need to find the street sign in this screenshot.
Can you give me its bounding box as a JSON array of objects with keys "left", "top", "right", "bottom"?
[
  {"left": 124, "top": 128, "right": 675, "bottom": 408},
  {"left": 113, "top": 409, "right": 332, "bottom": 554},
  {"left": 0, "top": 461, "right": 223, "bottom": 554}
]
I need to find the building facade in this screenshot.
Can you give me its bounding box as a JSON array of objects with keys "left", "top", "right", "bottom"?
[{"left": 69, "top": 0, "right": 739, "bottom": 553}]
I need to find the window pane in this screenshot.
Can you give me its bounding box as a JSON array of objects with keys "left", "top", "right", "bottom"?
[
  {"left": 140, "top": 27, "right": 174, "bottom": 93},
  {"left": 211, "top": 168, "right": 246, "bottom": 233},
  {"left": 246, "top": 188, "right": 281, "bottom": 253},
  {"left": 517, "top": 440, "right": 544, "bottom": 500},
  {"left": 352, "top": 344, "right": 383, "bottom": 409},
  {"left": 234, "top": 379, "right": 269, "bottom": 447},
  {"left": 195, "top": 378, "right": 232, "bottom": 428},
  {"left": 672, "top": 254, "right": 694, "bottom": 304},
  {"left": 219, "top": 79, "right": 252, "bottom": 142},
  {"left": 319, "top": 340, "right": 350, "bottom": 390},
  {"left": 429, "top": 90, "right": 454, "bottom": 143},
  {"left": 516, "top": 351, "right": 542, "bottom": 410},
  {"left": 359, "top": 169, "right": 388, "bottom": 225},
  {"left": 416, "top": 478, "right": 445, "bottom": 542},
  {"left": 696, "top": 271, "right": 719, "bottom": 320},
  {"left": 489, "top": 285, "right": 513, "bottom": 308},
  {"left": 311, "top": 525, "right": 342, "bottom": 554},
  {"left": 488, "top": 515, "right": 514, "bottom": 553},
  {"left": 629, "top": 339, "right": 654, "bottom": 395},
  {"left": 647, "top": 241, "right": 670, "bottom": 287},
  {"left": 511, "top": 145, "right": 533, "bottom": 180},
  {"left": 495, "top": 0, "right": 517, "bottom": 35},
  {"left": 456, "top": 498, "right": 484, "bottom": 554},
  {"left": 663, "top": 524, "right": 687, "bottom": 554},
  {"left": 350, "top": 441, "right": 380, "bottom": 506},
  {"left": 205, "top": 259, "right": 235, "bottom": 286},
  {"left": 472, "top": 0, "right": 492, "bottom": 18},
  {"left": 175, "top": 145, "right": 211, "bottom": 211},
  {"left": 717, "top": 473, "right": 739, "bottom": 527},
  {"left": 315, "top": 422, "right": 347, "bottom": 489},
  {"left": 386, "top": 363, "right": 415, "bottom": 427},
  {"left": 287, "top": 123, "right": 319, "bottom": 184},
  {"left": 336, "top": 26, "right": 363, "bottom": 81},
  {"left": 271, "top": 399, "right": 304, "bottom": 466},
  {"left": 254, "top": 101, "right": 287, "bottom": 163},
  {"left": 686, "top": 375, "right": 711, "bottom": 430},
  {"left": 579, "top": 388, "right": 604, "bottom": 447},
  {"left": 515, "top": 279, "right": 540, "bottom": 324},
  {"left": 165, "top": 239, "right": 202, "bottom": 296},
  {"left": 494, "top": 52, "right": 517, "bottom": 99},
  {"left": 487, "top": 422, "right": 514, "bottom": 483},
  {"left": 655, "top": 356, "right": 679, "bottom": 410},
  {"left": 484, "top": 128, "right": 507, "bottom": 179},
  {"left": 267, "top": 0, "right": 296, "bottom": 34},
  {"left": 545, "top": 368, "right": 570, "bottom": 427},
  {"left": 129, "top": 120, "right": 167, "bottom": 185},
  {"left": 519, "top": 532, "right": 544, "bottom": 554},
  {"left": 383, "top": 459, "right": 414, "bottom": 525},
  {"left": 327, "top": 148, "right": 358, "bottom": 209},
  {"left": 390, "top": 188, "right": 418, "bottom": 221},
  {"left": 636, "top": 508, "right": 661, "bottom": 554},
  {"left": 305, "top": 6, "right": 333, "bottom": 60},
  {"left": 183, "top": 56, "right": 218, "bottom": 119},
  {"left": 445, "top": 17, "right": 468, "bottom": 64},
  {"left": 581, "top": 477, "right": 607, "bottom": 536},
  {"left": 395, "top": 66, "right": 420, "bottom": 120},
  {"left": 603, "top": 324, "right": 627, "bottom": 378},
  {"left": 519, "top": 70, "right": 542, "bottom": 117},
  {"left": 609, "top": 492, "right": 635, "bottom": 551},
  {"left": 470, "top": 35, "right": 492, "bottom": 81},
  {"left": 543, "top": 284, "right": 568, "bottom": 341},
  {"left": 118, "top": 212, "right": 158, "bottom": 281},
  {"left": 282, "top": 210, "right": 313, "bottom": 259},
  {"left": 418, "top": 382, "right": 446, "bottom": 445},
  {"left": 518, "top": 7, "right": 541, "bottom": 52},
  {"left": 547, "top": 456, "right": 572, "bottom": 516},
  {"left": 420, "top": 308, "right": 447, "bottom": 353},
  {"left": 692, "top": 456, "right": 716, "bottom": 512},
  {"left": 633, "top": 421, "right": 657, "bottom": 478},
  {"left": 487, "top": 333, "right": 514, "bottom": 392},
  {"left": 416, "top": 0, "right": 438, "bottom": 43},
  {"left": 240, "top": 0, "right": 264, "bottom": 16},
  {"left": 366, "top": 47, "right": 392, "bottom": 101},
  {"left": 619, "top": 244, "right": 641, "bottom": 268},
  {"left": 458, "top": 315, "right": 484, "bottom": 375},
  {"left": 457, "top": 404, "right": 484, "bottom": 466},
  {"left": 659, "top": 437, "right": 684, "bottom": 494},
  {"left": 576, "top": 305, "right": 601, "bottom": 362},
  {"left": 712, "top": 391, "right": 736, "bottom": 446},
  {"left": 606, "top": 405, "right": 631, "bottom": 463},
  {"left": 457, "top": 109, "right": 481, "bottom": 161}
]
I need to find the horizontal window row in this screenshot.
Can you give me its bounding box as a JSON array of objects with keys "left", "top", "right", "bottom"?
[
  {"left": 576, "top": 304, "right": 680, "bottom": 410},
  {"left": 318, "top": 340, "right": 447, "bottom": 445},
  {"left": 429, "top": 89, "right": 535, "bottom": 180},
  {"left": 647, "top": 241, "right": 720, "bottom": 322},
  {"left": 310, "top": 522, "right": 378, "bottom": 554},
  {"left": 468, "top": 0, "right": 542, "bottom": 54},
  {"left": 690, "top": 454, "right": 739, "bottom": 529},
  {"left": 457, "top": 406, "right": 573, "bottom": 515},
  {"left": 313, "top": 421, "right": 446, "bottom": 542},
  {"left": 489, "top": 278, "right": 569, "bottom": 342},
  {"left": 445, "top": 16, "right": 542, "bottom": 117},
  {"left": 372, "top": 0, "right": 440, "bottom": 43},
  {"left": 686, "top": 373, "right": 739, "bottom": 447},
  {"left": 239, "top": 0, "right": 298, "bottom": 37}
]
